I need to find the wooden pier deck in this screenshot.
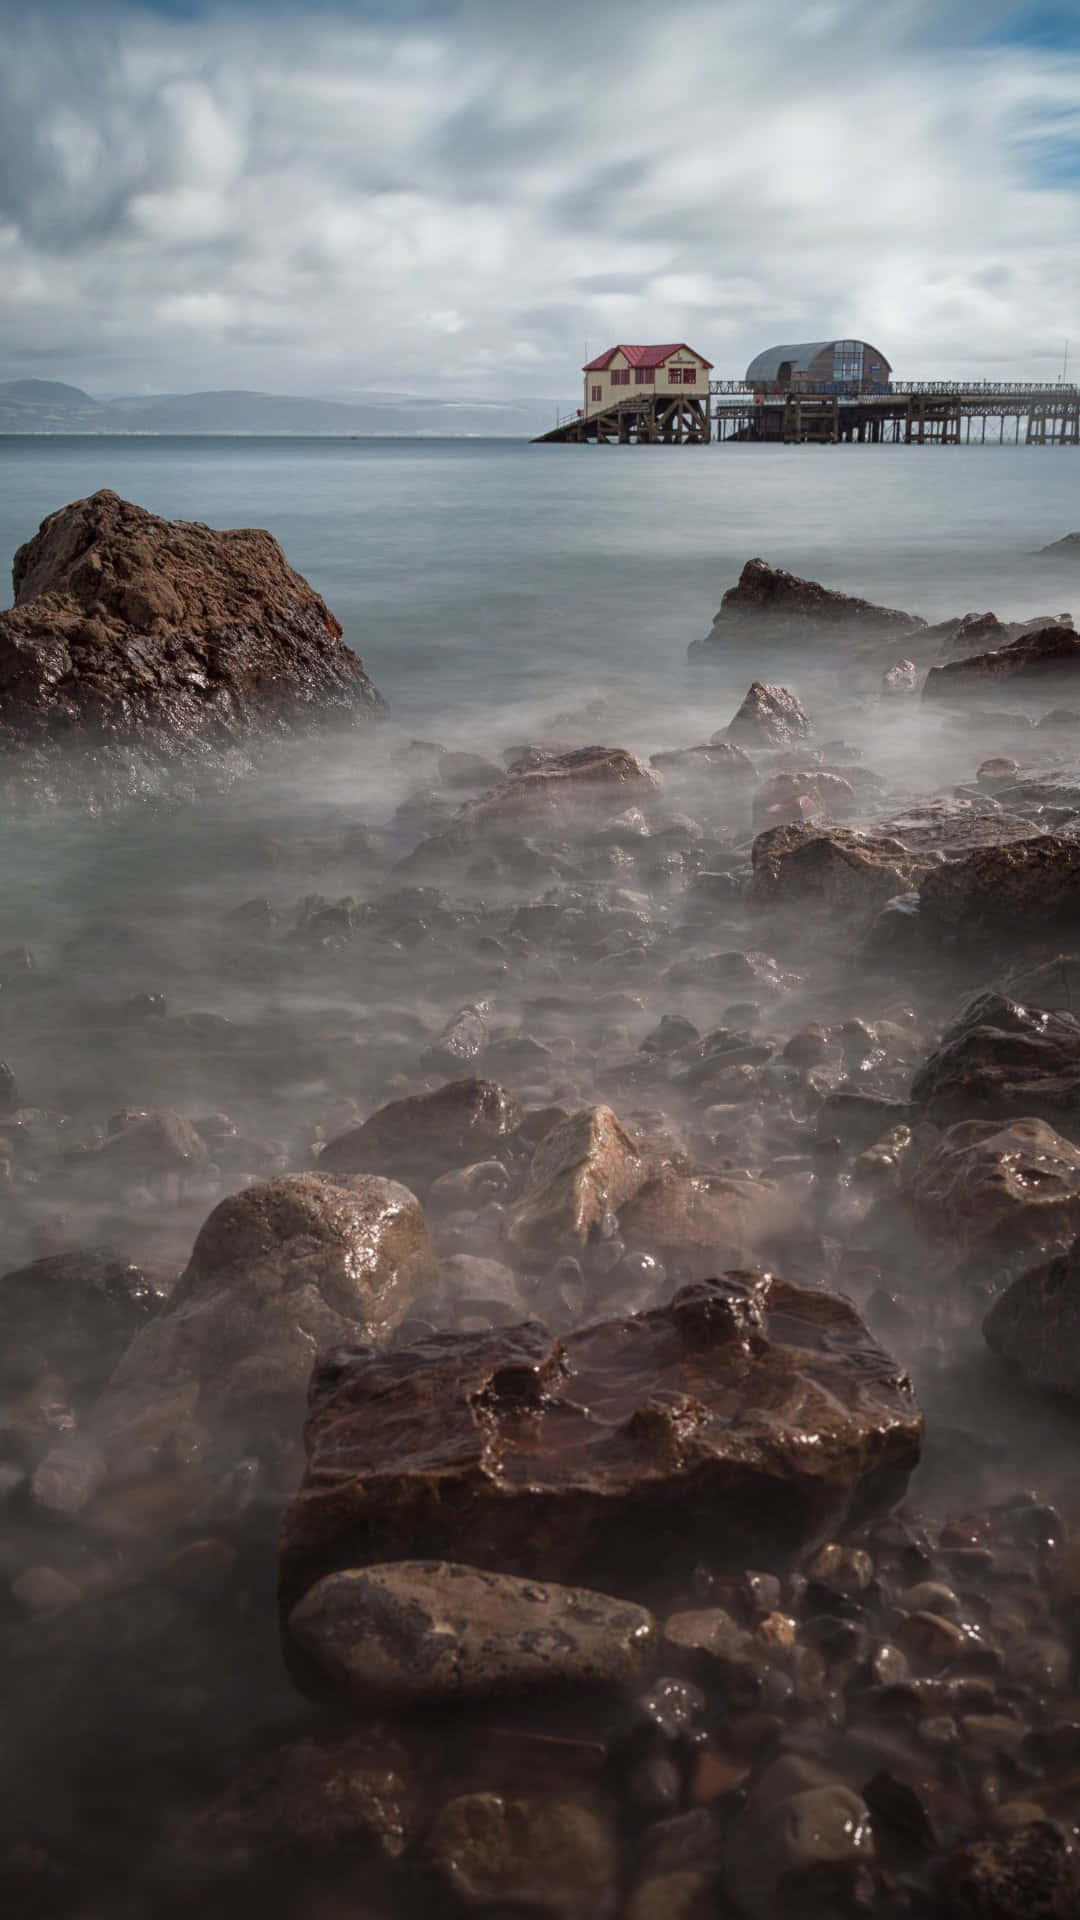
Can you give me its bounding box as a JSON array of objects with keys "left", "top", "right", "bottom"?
[{"left": 535, "top": 381, "right": 1080, "bottom": 446}]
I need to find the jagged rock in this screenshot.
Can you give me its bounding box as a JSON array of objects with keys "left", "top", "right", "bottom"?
[
  {"left": 750, "top": 825, "right": 929, "bottom": 917},
  {"left": 0, "top": 1248, "right": 166, "bottom": 1400},
  {"left": 618, "top": 1165, "right": 796, "bottom": 1272},
  {"left": 504, "top": 1105, "right": 646, "bottom": 1256},
  {"left": 278, "top": 1275, "right": 922, "bottom": 1613},
  {"left": 289, "top": 1561, "right": 657, "bottom": 1705},
  {"left": 916, "top": 837, "right": 1080, "bottom": 943},
  {"left": 319, "top": 1078, "right": 522, "bottom": 1190},
  {"left": 722, "top": 682, "right": 811, "bottom": 747},
  {"left": 910, "top": 993, "right": 1080, "bottom": 1129},
  {"left": 904, "top": 1117, "right": 1080, "bottom": 1255},
  {"left": 924, "top": 626, "right": 1080, "bottom": 697},
  {"left": 1039, "top": 531, "right": 1080, "bottom": 557},
  {"left": 0, "top": 490, "right": 384, "bottom": 756},
  {"left": 428, "top": 1791, "right": 618, "bottom": 1919},
  {"left": 419, "top": 1003, "right": 488, "bottom": 1074},
  {"left": 32, "top": 1172, "right": 437, "bottom": 1517},
  {"left": 74, "top": 1109, "right": 208, "bottom": 1178},
  {"left": 691, "top": 560, "right": 920, "bottom": 658},
  {"left": 984, "top": 1235, "right": 1080, "bottom": 1396}
]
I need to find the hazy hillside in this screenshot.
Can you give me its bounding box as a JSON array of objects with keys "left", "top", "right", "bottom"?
[{"left": 0, "top": 379, "right": 549, "bottom": 437}]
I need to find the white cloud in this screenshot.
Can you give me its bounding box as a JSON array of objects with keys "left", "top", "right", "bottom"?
[{"left": 0, "top": 0, "right": 1077, "bottom": 397}]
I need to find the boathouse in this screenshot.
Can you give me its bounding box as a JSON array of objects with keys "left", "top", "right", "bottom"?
[
  {"left": 583, "top": 343, "right": 713, "bottom": 417},
  {"left": 745, "top": 340, "right": 891, "bottom": 394}
]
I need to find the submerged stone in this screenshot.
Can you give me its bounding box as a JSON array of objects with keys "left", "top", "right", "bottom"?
[
  {"left": 278, "top": 1274, "right": 922, "bottom": 1614},
  {"left": 288, "top": 1560, "right": 657, "bottom": 1705},
  {"left": 984, "top": 1235, "right": 1080, "bottom": 1397}
]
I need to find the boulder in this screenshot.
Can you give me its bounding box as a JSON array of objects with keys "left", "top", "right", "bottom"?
[
  {"left": 924, "top": 625, "right": 1080, "bottom": 697},
  {"left": 618, "top": 1165, "right": 796, "bottom": 1272},
  {"left": 319, "top": 1078, "right": 522, "bottom": 1190},
  {"left": 916, "top": 837, "right": 1080, "bottom": 943},
  {"left": 31, "top": 1172, "right": 437, "bottom": 1517},
  {"left": 904, "top": 1117, "right": 1080, "bottom": 1256},
  {"left": 722, "top": 681, "right": 810, "bottom": 748},
  {"left": 984, "top": 1235, "right": 1080, "bottom": 1397},
  {"left": 504, "top": 1104, "right": 647, "bottom": 1256},
  {"left": 750, "top": 825, "right": 929, "bottom": 917},
  {"left": 288, "top": 1561, "right": 657, "bottom": 1705},
  {"left": 74, "top": 1109, "right": 208, "bottom": 1179},
  {"left": 691, "top": 560, "right": 920, "bottom": 658},
  {"left": 0, "top": 490, "right": 383, "bottom": 753},
  {"left": 278, "top": 1275, "right": 922, "bottom": 1612},
  {"left": 910, "top": 993, "right": 1080, "bottom": 1129}
]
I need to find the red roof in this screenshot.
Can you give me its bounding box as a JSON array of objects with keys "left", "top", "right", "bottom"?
[{"left": 583, "top": 342, "right": 714, "bottom": 372}]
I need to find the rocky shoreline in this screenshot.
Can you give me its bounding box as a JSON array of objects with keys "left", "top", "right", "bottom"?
[{"left": 5, "top": 502, "right": 1080, "bottom": 1917}]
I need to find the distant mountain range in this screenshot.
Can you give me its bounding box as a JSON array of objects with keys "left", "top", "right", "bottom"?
[{"left": 0, "top": 378, "right": 551, "bottom": 437}]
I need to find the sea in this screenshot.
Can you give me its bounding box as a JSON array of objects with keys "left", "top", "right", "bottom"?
[{"left": 1, "top": 435, "right": 1077, "bottom": 732}]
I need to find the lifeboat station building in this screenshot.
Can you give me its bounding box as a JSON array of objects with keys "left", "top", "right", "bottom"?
[
  {"left": 745, "top": 339, "right": 892, "bottom": 394},
  {"left": 533, "top": 342, "right": 714, "bottom": 443}
]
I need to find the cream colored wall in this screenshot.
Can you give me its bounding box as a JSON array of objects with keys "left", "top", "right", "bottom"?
[{"left": 582, "top": 349, "right": 709, "bottom": 418}]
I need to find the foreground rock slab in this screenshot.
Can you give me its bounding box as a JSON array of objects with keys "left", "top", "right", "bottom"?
[
  {"left": 0, "top": 490, "right": 384, "bottom": 757},
  {"left": 288, "top": 1560, "right": 657, "bottom": 1705},
  {"left": 279, "top": 1274, "right": 922, "bottom": 1613}
]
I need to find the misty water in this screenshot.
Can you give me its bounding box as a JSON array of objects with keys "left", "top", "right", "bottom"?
[{"left": 5, "top": 435, "right": 1080, "bottom": 1918}]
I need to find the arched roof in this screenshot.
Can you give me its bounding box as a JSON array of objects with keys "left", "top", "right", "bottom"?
[{"left": 745, "top": 340, "right": 890, "bottom": 383}]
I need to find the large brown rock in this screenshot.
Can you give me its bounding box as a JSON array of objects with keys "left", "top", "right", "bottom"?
[
  {"left": 278, "top": 1274, "right": 922, "bottom": 1614},
  {"left": 31, "top": 1172, "right": 437, "bottom": 1518},
  {"left": 750, "top": 824, "right": 928, "bottom": 917},
  {"left": 320, "top": 1078, "right": 522, "bottom": 1191},
  {"left": 923, "top": 625, "right": 1080, "bottom": 697},
  {"left": 917, "top": 837, "right": 1080, "bottom": 943},
  {"left": 691, "top": 559, "right": 920, "bottom": 658},
  {"left": 904, "top": 1117, "right": 1080, "bottom": 1256},
  {"left": 0, "top": 490, "right": 383, "bottom": 753},
  {"left": 504, "top": 1105, "right": 647, "bottom": 1256},
  {"left": 910, "top": 993, "right": 1080, "bottom": 1131}
]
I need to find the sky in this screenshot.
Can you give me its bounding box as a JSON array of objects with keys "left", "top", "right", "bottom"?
[{"left": 0, "top": 0, "right": 1078, "bottom": 405}]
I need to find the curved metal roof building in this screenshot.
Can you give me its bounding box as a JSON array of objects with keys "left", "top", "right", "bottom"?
[{"left": 745, "top": 340, "right": 891, "bottom": 387}]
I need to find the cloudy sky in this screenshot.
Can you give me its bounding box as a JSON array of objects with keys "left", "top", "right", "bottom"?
[{"left": 1, "top": 0, "right": 1078, "bottom": 404}]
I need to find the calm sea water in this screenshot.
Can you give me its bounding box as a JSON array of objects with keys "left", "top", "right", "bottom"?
[{"left": 0, "top": 435, "right": 1077, "bottom": 727}]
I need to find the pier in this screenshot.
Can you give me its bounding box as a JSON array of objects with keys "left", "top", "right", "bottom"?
[{"left": 535, "top": 378, "right": 1080, "bottom": 447}]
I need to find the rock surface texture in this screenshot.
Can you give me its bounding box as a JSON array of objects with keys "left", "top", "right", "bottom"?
[
  {"left": 279, "top": 1275, "right": 922, "bottom": 1615},
  {"left": 984, "top": 1234, "right": 1080, "bottom": 1395},
  {"left": 0, "top": 490, "right": 383, "bottom": 756},
  {"left": 910, "top": 993, "right": 1080, "bottom": 1131},
  {"left": 923, "top": 625, "right": 1080, "bottom": 697},
  {"left": 289, "top": 1560, "right": 657, "bottom": 1704},
  {"left": 723, "top": 681, "right": 811, "bottom": 748}
]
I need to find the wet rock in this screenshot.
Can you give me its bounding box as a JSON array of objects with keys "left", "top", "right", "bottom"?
[
  {"left": 984, "top": 1234, "right": 1080, "bottom": 1396},
  {"left": 935, "top": 1818, "right": 1079, "bottom": 1919},
  {"left": 692, "top": 559, "right": 919, "bottom": 658},
  {"left": 0, "top": 1247, "right": 166, "bottom": 1401},
  {"left": 419, "top": 1003, "right": 488, "bottom": 1073},
  {"left": 288, "top": 1561, "right": 657, "bottom": 1705},
  {"left": 650, "top": 742, "right": 755, "bottom": 779},
  {"left": 504, "top": 1104, "right": 646, "bottom": 1257},
  {"left": 438, "top": 748, "right": 506, "bottom": 789},
  {"left": 750, "top": 824, "right": 928, "bottom": 918},
  {"left": 319, "top": 1078, "right": 521, "bottom": 1189},
  {"left": 185, "top": 1729, "right": 418, "bottom": 1863},
  {"left": 0, "top": 489, "right": 383, "bottom": 763},
  {"left": 978, "top": 756, "right": 1021, "bottom": 790},
  {"left": 618, "top": 1164, "right": 795, "bottom": 1272},
  {"left": 752, "top": 770, "right": 857, "bottom": 829},
  {"left": 477, "top": 745, "right": 660, "bottom": 817},
  {"left": 1006, "top": 954, "right": 1080, "bottom": 1011},
  {"left": 882, "top": 659, "right": 918, "bottom": 695},
  {"left": 428, "top": 1791, "right": 618, "bottom": 1919},
  {"left": 642, "top": 1014, "right": 701, "bottom": 1056},
  {"left": 910, "top": 994, "right": 1080, "bottom": 1128},
  {"left": 917, "top": 838, "right": 1080, "bottom": 944},
  {"left": 905, "top": 1118, "right": 1080, "bottom": 1256},
  {"left": 75, "top": 1109, "right": 209, "bottom": 1178},
  {"left": 33, "top": 1172, "right": 437, "bottom": 1516},
  {"left": 279, "top": 1275, "right": 922, "bottom": 1611},
  {"left": 0, "top": 1061, "right": 17, "bottom": 1115},
  {"left": 925, "top": 626, "right": 1080, "bottom": 697},
  {"left": 725, "top": 1756, "right": 876, "bottom": 1919},
  {"left": 723, "top": 680, "right": 811, "bottom": 748}
]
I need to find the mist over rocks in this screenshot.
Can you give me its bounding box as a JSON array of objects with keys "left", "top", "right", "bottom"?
[
  {"left": 689, "top": 558, "right": 923, "bottom": 661},
  {"left": 0, "top": 490, "right": 384, "bottom": 797}
]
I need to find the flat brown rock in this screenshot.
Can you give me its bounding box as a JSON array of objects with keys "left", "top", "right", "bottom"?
[
  {"left": 278, "top": 1274, "right": 922, "bottom": 1615},
  {"left": 0, "top": 490, "right": 383, "bottom": 754}
]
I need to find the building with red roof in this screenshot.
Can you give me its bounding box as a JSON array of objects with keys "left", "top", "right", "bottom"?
[{"left": 582, "top": 342, "right": 713, "bottom": 418}]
